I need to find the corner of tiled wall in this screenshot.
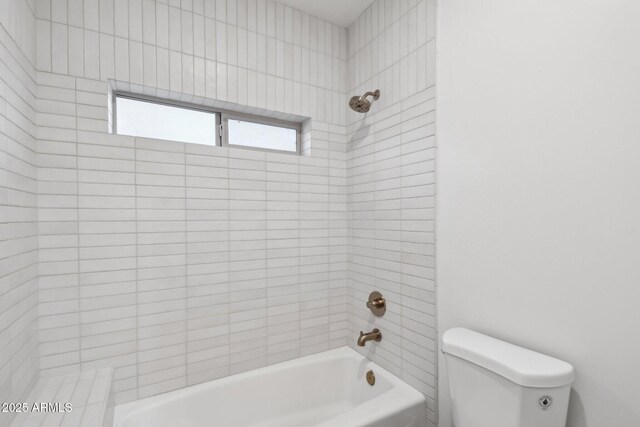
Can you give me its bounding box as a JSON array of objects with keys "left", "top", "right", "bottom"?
[
  {"left": 345, "top": 0, "right": 437, "bottom": 426},
  {"left": 0, "top": 1, "right": 40, "bottom": 426}
]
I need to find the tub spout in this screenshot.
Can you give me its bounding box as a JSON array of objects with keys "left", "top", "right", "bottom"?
[{"left": 357, "top": 329, "right": 382, "bottom": 347}]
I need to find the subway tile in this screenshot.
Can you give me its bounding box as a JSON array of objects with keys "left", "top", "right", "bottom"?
[{"left": 1, "top": 0, "right": 433, "bottom": 412}]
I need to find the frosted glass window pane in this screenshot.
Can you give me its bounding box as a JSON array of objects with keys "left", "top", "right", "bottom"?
[
  {"left": 116, "top": 96, "right": 217, "bottom": 145},
  {"left": 227, "top": 119, "right": 298, "bottom": 152}
]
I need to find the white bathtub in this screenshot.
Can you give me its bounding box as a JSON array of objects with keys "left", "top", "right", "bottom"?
[{"left": 114, "top": 347, "right": 425, "bottom": 427}]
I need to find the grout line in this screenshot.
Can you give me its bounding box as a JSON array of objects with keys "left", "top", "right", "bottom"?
[{"left": 134, "top": 135, "right": 139, "bottom": 400}]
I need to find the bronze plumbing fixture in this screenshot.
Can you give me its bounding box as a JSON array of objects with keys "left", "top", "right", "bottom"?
[
  {"left": 357, "top": 329, "right": 382, "bottom": 347},
  {"left": 366, "top": 370, "right": 376, "bottom": 386},
  {"left": 366, "top": 291, "right": 386, "bottom": 317},
  {"left": 348, "top": 90, "right": 380, "bottom": 113}
]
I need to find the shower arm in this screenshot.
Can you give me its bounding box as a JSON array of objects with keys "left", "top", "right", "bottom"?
[{"left": 360, "top": 90, "right": 380, "bottom": 101}]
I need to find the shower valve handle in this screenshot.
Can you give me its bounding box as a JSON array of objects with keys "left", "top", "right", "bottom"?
[
  {"left": 367, "top": 298, "right": 384, "bottom": 309},
  {"left": 366, "top": 292, "right": 386, "bottom": 317}
]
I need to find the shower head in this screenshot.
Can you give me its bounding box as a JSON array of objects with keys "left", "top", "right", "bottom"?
[{"left": 349, "top": 90, "right": 380, "bottom": 113}]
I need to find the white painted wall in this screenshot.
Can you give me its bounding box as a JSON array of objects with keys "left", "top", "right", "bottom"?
[{"left": 437, "top": 1, "right": 640, "bottom": 426}]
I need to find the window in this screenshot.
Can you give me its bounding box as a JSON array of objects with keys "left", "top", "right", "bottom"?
[
  {"left": 113, "top": 94, "right": 301, "bottom": 154},
  {"left": 224, "top": 116, "right": 299, "bottom": 153},
  {"left": 115, "top": 95, "right": 218, "bottom": 146}
]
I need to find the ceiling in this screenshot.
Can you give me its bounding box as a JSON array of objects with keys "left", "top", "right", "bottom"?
[{"left": 277, "top": 0, "right": 375, "bottom": 27}]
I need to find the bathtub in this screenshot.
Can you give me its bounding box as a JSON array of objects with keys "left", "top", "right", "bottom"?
[{"left": 114, "top": 346, "right": 425, "bottom": 427}]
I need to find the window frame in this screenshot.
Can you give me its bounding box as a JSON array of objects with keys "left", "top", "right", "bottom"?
[
  {"left": 220, "top": 112, "right": 301, "bottom": 155},
  {"left": 113, "top": 92, "right": 222, "bottom": 145},
  {"left": 112, "top": 92, "right": 301, "bottom": 155}
]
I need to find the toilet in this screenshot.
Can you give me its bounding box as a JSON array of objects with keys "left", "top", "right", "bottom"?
[{"left": 442, "top": 328, "right": 575, "bottom": 427}]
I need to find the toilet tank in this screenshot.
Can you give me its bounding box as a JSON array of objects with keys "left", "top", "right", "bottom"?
[{"left": 442, "top": 328, "right": 575, "bottom": 427}]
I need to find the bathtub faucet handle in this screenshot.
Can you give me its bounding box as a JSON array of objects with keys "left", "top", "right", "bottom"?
[
  {"left": 367, "top": 298, "right": 384, "bottom": 309},
  {"left": 366, "top": 291, "right": 386, "bottom": 317}
]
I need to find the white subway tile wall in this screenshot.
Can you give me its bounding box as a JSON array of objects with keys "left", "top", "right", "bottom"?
[
  {"left": 33, "top": 0, "right": 349, "bottom": 405},
  {"left": 0, "top": 2, "right": 39, "bottom": 427},
  {"left": 1, "top": 0, "right": 437, "bottom": 423},
  {"left": 346, "top": 1, "right": 437, "bottom": 426}
]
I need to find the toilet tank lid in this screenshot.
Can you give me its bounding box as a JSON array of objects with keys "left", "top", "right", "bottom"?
[{"left": 442, "top": 328, "right": 575, "bottom": 388}]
